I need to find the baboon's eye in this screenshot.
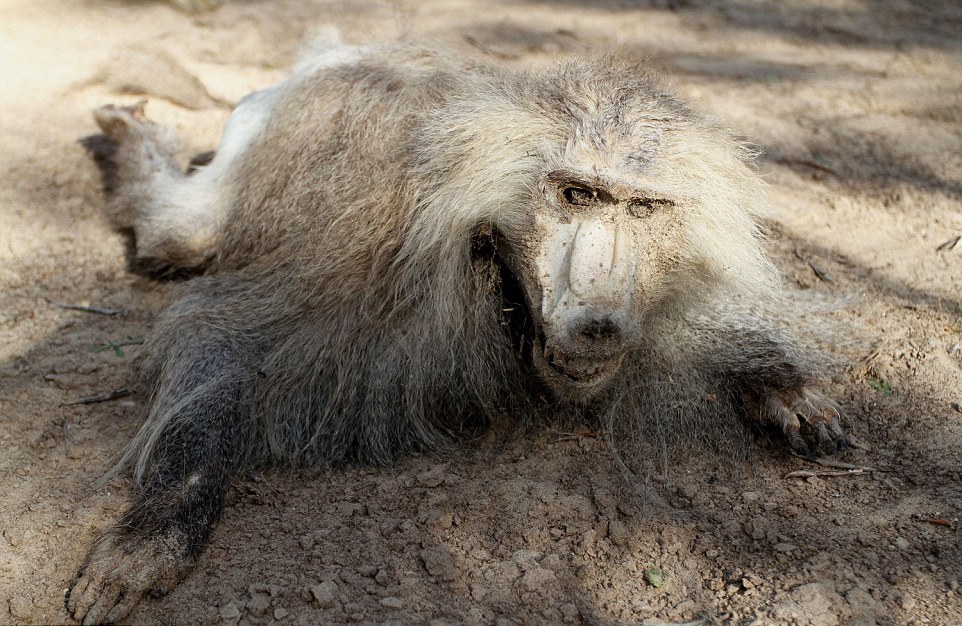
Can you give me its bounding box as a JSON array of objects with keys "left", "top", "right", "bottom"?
[
  {"left": 563, "top": 186, "right": 595, "bottom": 206},
  {"left": 627, "top": 197, "right": 674, "bottom": 218}
]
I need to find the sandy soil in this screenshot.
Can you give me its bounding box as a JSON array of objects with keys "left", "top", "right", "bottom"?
[{"left": 1, "top": 0, "right": 961, "bottom": 624}]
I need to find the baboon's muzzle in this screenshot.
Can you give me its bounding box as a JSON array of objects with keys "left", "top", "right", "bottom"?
[{"left": 523, "top": 216, "right": 639, "bottom": 394}]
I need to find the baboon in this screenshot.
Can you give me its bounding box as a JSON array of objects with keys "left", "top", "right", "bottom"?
[{"left": 67, "top": 43, "right": 849, "bottom": 624}]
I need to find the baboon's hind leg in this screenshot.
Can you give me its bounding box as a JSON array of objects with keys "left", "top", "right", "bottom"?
[{"left": 92, "top": 102, "right": 227, "bottom": 273}]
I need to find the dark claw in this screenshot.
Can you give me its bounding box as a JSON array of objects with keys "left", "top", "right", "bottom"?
[
  {"left": 816, "top": 422, "right": 837, "bottom": 455},
  {"left": 793, "top": 439, "right": 812, "bottom": 458},
  {"left": 829, "top": 420, "right": 848, "bottom": 451}
]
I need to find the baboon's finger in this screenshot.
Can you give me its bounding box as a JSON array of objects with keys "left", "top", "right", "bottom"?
[
  {"left": 816, "top": 422, "right": 837, "bottom": 455},
  {"left": 105, "top": 590, "right": 145, "bottom": 624},
  {"left": 65, "top": 571, "right": 92, "bottom": 616},
  {"left": 807, "top": 392, "right": 847, "bottom": 454},
  {"left": 827, "top": 416, "right": 849, "bottom": 451},
  {"left": 769, "top": 400, "right": 810, "bottom": 457},
  {"left": 793, "top": 398, "right": 820, "bottom": 422},
  {"left": 82, "top": 582, "right": 123, "bottom": 626}
]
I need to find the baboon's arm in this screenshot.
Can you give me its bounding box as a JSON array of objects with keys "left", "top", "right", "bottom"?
[
  {"left": 67, "top": 346, "right": 244, "bottom": 625},
  {"left": 708, "top": 325, "right": 849, "bottom": 457}
]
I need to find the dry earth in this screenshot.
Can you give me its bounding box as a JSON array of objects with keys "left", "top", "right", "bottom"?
[{"left": 1, "top": 1, "right": 961, "bottom": 624}]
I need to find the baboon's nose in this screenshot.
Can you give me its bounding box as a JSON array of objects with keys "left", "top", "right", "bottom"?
[{"left": 573, "top": 315, "right": 621, "bottom": 341}]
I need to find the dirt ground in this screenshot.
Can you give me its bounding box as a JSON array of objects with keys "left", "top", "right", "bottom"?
[{"left": 1, "top": 0, "right": 961, "bottom": 624}]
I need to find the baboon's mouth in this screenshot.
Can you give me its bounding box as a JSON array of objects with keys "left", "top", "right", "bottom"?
[
  {"left": 531, "top": 330, "right": 624, "bottom": 391},
  {"left": 543, "top": 345, "right": 625, "bottom": 385}
]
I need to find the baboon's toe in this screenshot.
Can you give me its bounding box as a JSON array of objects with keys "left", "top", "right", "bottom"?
[{"left": 93, "top": 101, "right": 149, "bottom": 140}]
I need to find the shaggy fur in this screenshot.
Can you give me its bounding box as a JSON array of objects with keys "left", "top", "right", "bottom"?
[{"left": 67, "top": 43, "right": 847, "bottom": 624}]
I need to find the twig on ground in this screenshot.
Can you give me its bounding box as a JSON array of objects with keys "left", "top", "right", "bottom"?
[
  {"left": 793, "top": 248, "right": 834, "bottom": 283},
  {"left": 936, "top": 235, "right": 961, "bottom": 252},
  {"left": 912, "top": 516, "right": 954, "bottom": 528},
  {"left": 791, "top": 454, "right": 877, "bottom": 471},
  {"left": 785, "top": 469, "right": 869, "bottom": 479},
  {"left": 55, "top": 302, "right": 122, "bottom": 316},
  {"left": 552, "top": 430, "right": 600, "bottom": 443},
  {"left": 463, "top": 35, "right": 518, "bottom": 60},
  {"left": 63, "top": 388, "right": 131, "bottom": 405},
  {"left": 776, "top": 157, "right": 839, "bottom": 176}
]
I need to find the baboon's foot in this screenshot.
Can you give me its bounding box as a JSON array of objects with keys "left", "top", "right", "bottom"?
[
  {"left": 92, "top": 102, "right": 183, "bottom": 169},
  {"left": 66, "top": 529, "right": 193, "bottom": 625},
  {"left": 762, "top": 388, "right": 852, "bottom": 457},
  {"left": 93, "top": 102, "right": 151, "bottom": 141}
]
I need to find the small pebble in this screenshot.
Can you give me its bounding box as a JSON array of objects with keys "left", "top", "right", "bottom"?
[
  {"left": 246, "top": 594, "right": 271, "bottom": 617},
  {"left": 560, "top": 603, "right": 580, "bottom": 623},
  {"left": 420, "top": 547, "right": 456, "bottom": 581},
  {"left": 380, "top": 596, "right": 403, "bottom": 609},
  {"left": 521, "top": 566, "right": 556, "bottom": 592},
  {"left": 470, "top": 584, "right": 488, "bottom": 601},
  {"left": 8, "top": 596, "right": 32, "bottom": 620},
  {"left": 219, "top": 602, "right": 242, "bottom": 624},
  {"left": 311, "top": 580, "right": 339, "bottom": 608},
  {"left": 608, "top": 519, "right": 628, "bottom": 546}
]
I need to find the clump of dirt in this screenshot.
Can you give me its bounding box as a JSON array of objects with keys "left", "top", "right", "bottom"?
[{"left": 0, "top": 1, "right": 960, "bottom": 624}]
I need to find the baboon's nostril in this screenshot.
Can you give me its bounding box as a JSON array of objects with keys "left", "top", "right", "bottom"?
[{"left": 576, "top": 317, "right": 620, "bottom": 340}]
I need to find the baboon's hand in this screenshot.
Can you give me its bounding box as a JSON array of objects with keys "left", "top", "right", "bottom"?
[
  {"left": 66, "top": 530, "right": 191, "bottom": 625},
  {"left": 762, "top": 387, "right": 850, "bottom": 457}
]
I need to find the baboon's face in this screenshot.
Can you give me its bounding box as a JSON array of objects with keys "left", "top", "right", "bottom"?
[{"left": 498, "top": 168, "right": 690, "bottom": 398}]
